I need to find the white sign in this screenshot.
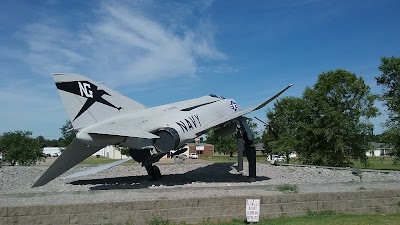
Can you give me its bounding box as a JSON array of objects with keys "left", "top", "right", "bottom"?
[
  {"left": 246, "top": 199, "right": 260, "bottom": 222},
  {"left": 196, "top": 146, "right": 204, "bottom": 151}
]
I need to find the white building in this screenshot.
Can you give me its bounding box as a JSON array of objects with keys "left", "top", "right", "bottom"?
[
  {"left": 366, "top": 142, "right": 392, "bottom": 157},
  {"left": 43, "top": 147, "right": 62, "bottom": 156},
  {"left": 92, "top": 146, "right": 129, "bottom": 159}
]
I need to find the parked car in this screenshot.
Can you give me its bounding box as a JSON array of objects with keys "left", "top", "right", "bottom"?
[
  {"left": 276, "top": 156, "right": 286, "bottom": 162},
  {"left": 52, "top": 153, "right": 59, "bottom": 157},
  {"left": 267, "top": 155, "right": 286, "bottom": 162},
  {"left": 189, "top": 153, "right": 198, "bottom": 159}
]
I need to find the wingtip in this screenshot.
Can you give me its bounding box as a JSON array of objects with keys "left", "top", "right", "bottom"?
[
  {"left": 32, "top": 176, "right": 51, "bottom": 187},
  {"left": 31, "top": 181, "right": 44, "bottom": 188},
  {"left": 289, "top": 83, "right": 294, "bottom": 87},
  {"left": 52, "top": 73, "right": 80, "bottom": 76}
]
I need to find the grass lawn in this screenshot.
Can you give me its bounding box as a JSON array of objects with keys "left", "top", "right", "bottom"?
[
  {"left": 80, "top": 156, "right": 118, "bottom": 164},
  {"left": 353, "top": 157, "right": 400, "bottom": 171},
  {"left": 80, "top": 156, "right": 138, "bottom": 165},
  {"left": 148, "top": 212, "right": 400, "bottom": 225},
  {"left": 219, "top": 212, "right": 400, "bottom": 225},
  {"left": 203, "top": 155, "right": 267, "bottom": 163}
]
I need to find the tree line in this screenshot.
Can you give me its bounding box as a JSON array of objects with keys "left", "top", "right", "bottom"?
[
  {"left": 261, "top": 56, "right": 400, "bottom": 166},
  {"left": 206, "top": 56, "right": 400, "bottom": 167},
  {"left": 0, "top": 121, "right": 76, "bottom": 166}
]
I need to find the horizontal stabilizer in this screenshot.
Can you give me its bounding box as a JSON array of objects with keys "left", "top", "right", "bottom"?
[
  {"left": 89, "top": 124, "right": 159, "bottom": 139},
  {"left": 32, "top": 139, "right": 104, "bottom": 187},
  {"left": 61, "top": 157, "right": 132, "bottom": 180}
]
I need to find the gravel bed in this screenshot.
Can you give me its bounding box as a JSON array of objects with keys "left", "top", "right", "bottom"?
[{"left": 1, "top": 162, "right": 400, "bottom": 206}]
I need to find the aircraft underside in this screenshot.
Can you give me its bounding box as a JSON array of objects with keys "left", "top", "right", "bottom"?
[
  {"left": 129, "top": 147, "right": 168, "bottom": 179},
  {"left": 129, "top": 148, "right": 167, "bottom": 165}
]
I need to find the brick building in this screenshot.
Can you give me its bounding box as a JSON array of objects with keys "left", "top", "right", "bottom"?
[{"left": 184, "top": 143, "right": 214, "bottom": 158}]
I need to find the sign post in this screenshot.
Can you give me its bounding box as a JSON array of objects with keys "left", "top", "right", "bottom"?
[{"left": 246, "top": 199, "right": 260, "bottom": 223}]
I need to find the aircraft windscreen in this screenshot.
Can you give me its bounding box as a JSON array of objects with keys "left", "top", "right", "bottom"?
[{"left": 209, "top": 94, "right": 225, "bottom": 99}]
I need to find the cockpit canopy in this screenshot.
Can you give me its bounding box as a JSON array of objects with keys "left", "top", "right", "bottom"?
[{"left": 209, "top": 94, "right": 225, "bottom": 99}]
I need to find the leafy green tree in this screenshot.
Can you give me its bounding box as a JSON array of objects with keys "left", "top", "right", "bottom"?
[
  {"left": 265, "top": 97, "right": 309, "bottom": 163},
  {"left": 376, "top": 56, "right": 400, "bottom": 162},
  {"left": 59, "top": 120, "right": 77, "bottom": 147},
  {"left": 45, "top": 139, "right": 60, "bottom": 147},
  {"left": 246, "top": 118, "right": 260, "bottom": 143},
  {"left": 205, "top": 118, "right": 258, "bottom": 154},
  {"left": 215, "top": 134, "right": 237, "bottom": 155},
  {"left": 36, "top": 135, "right": 46, "bottom": 148},
  {"left": 205, "top": 129, "right": 217, "bottom": 145},
  {"left": 261, "top": 129, "right": 274, "bottom": 157},
  {"left": 116, "top": 146, "right": 130, "bottom": 156},
  {"left": 0, "top": 131, "right": 44, "bottom": 166},
  {"left": 205, "top": 130, "right": 235, "bottom": 154},
  {"left": 300, "top": 69, "right": 378, "bottom": 166},
  {"left": 366, "top": 134, "right": 384, "bottom": 143}
]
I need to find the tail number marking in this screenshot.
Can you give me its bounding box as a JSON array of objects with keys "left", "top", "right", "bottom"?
[
  {"left": 78, "top": 82, "right": 93, "bottom": 98},
  {"left": 176, "top": 114, "right": 201, "bottom": 133}
]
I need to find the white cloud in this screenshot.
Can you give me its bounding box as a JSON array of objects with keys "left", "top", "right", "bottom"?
[
  {"left": 0, "top": 0, "right": 227, "bottom": 137},
  {"left": 15, "top": 0, "right": 226, "bottom": 86}
]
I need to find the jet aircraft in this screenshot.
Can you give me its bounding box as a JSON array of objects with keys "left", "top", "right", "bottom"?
[{"left": 32, "top": 73, "right": 292, "bottom": 187}]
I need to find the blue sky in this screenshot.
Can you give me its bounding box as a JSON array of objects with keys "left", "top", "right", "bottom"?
[{"left": 1, "top": 0, "right": 399, "bottom": 139}]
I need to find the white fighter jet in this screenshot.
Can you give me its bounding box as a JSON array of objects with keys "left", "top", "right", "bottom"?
[{"left": 32, "top": 73, "right": 292, "bottom": 187}]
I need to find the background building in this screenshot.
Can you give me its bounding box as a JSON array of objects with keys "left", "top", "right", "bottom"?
[
  {"left": 366, "top": 142, "right": 392, "bottom": 157},
  {"left": 185, "top": 143, "right": 214, "bottom": 158},
  {"left": 92, "top": 146, "right": 129, "bottom": 159},
  {"left": 42, "top": 147, "right": 62, "bottom": 156}
]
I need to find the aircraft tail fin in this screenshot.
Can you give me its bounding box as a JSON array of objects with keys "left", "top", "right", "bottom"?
[{"left": 53, "top": 73, "right": 146, "bottom": 129}]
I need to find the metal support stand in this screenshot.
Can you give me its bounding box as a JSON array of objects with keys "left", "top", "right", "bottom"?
[
  {"left": 236, "top": 117, "right": 256, "bottom": 182},
  {"left": 236, "top": 127, "right": 244, "bottom": 172},
  {"left": 246, "top": 146, "right": 256, "bottom": 182}
]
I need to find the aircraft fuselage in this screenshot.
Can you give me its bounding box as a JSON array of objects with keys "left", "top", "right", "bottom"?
[{"left": 75, "top": 95, "right": 241, "bottom": 160}]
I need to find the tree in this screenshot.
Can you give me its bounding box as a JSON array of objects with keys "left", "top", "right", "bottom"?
[
  {"left": 299, "top": 69, "right": 378, "bottom": 166},
  {"left": 261, "top": 129, "right": 274, "bottom": 156},
  {"left": 205, "top": 130, "right": 236, "bottom": 154},
  {"left": 116, "top": 146, "right": 130, "bottom": 156},
  {"left": 265, "top": 97, "right": 309, "bottom": 163},
  {"left": 215, "top": 134, "right": 237, "bottom": 155},
  {"left": 45, "top": 139, "right": 60, "bottom": 147},
  {"left": 205, "top": 118, "right": 259, "bottom": 154},
  {"left": 59, "top": 120, "right": 77, "bottom": 147},
  {"left": 376, "top": 56, "right": 400, "bottom": 162},
  {"left": 246, "top": 118, "right": 261, "bottom": 143},
  {"left": 36, "top": 135, "right": 46, "bottom": 148},
  {"left": 0, "top": 131, "right": 44, "bottom": 166}
]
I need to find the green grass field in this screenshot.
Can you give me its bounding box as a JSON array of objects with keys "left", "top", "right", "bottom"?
[
  {"left": 80, "top": 156, "right": 138, "bottom": 165},
  {"left": 80, "top": 156, "right": 118, "bottom": 164},
  {"left": 147, "top": 212, "right": 400, "bottom": 225},
  {"left": 220, "top": 212, "right": 400, "bottom": 225},
  {"left": 203, "top": 155, "right": 267, "bottom": 163},
  {"left": 353, "top": 157, "right": 400, "bottom": 171}
]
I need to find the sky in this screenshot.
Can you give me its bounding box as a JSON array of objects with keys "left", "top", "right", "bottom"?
[{"left": 1, "top": 0, "right": 399, "bottom": 139}]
